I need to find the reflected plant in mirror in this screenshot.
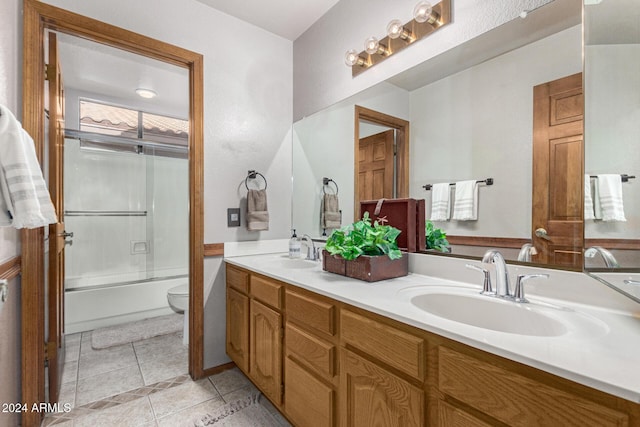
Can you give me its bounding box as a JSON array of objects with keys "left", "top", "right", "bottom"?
[{"left": 425, "top": 220, "right": 450, "bottom": 253}]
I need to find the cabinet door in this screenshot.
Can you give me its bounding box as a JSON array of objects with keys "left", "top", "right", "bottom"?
[
  {"left": 226, "top": 287, "right": 249, "bottom": 372},
  {"left": 250, "top": 299, "right": 283, "bottom": 405},
  {"left": 341, "top": 349, "right": 423, "bottom": 427},
  {"left": 285, "top": 357, "right": 335, "bottom": 427}
]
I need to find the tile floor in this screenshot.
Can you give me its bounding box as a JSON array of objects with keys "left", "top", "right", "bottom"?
[{"left": 42, "top": 330, "right": 290, "bottom": 426}]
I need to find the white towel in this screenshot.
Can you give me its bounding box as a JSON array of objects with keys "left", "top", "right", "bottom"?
[
  {"left": 584, "top": 175, "right": 595, "bottom": 220},
  {"left": 452, "top": 180, "right": 478, "bottom": 221},
  {"left": 596, "top": 174, "right": 626, "bottom": 222},
  {"left": 0, "top": 105, "right": 57, "bottom": 229},
  {"left": 430, "top": 183, "right": 451, "bottom": 221}
]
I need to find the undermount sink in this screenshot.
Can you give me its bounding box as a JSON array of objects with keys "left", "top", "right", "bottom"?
[
  {"left": 410, "top": 288, "right": 609, "bottom": 339},
  {"left": 275, "top": 257, "right": 317, "bottom": 269}
]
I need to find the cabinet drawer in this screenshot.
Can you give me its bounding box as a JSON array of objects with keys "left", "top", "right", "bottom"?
[
  {"left": 285, "top": 358, "right": 334, "bottom": 427},
  {"left": 438, "top": 346, "right": 628, "bottom": 427},
  {"left": 226, "top": 265, "right": 249, "bottom": 294},
  {"left": 286, "top": 290, "right": 336, "bottom": 337},
  {"left": 341, "top": 309, "right": 425, "bottom": 380},
  {"left": 285, "top": 323, "right": 335, "bottom": 378},
  {"left": 438, "top": 401, "right": 492, "bottom": 427},
  {"left": 250, "top": 275, "right": 282, "bottom": 309}
]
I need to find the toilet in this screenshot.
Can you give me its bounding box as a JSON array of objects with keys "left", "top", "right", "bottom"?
[{"left": 167, "top": 283, "right": 189, "bottom": 345}]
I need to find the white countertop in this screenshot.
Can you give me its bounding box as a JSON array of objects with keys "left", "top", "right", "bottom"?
[{"left": 225, "top": 252, "right": 640, "bottom": 404}]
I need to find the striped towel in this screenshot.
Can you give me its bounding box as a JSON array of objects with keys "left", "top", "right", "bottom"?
[
  {"left": 452, "top": 180, "right": 478, "bottom": 221},
  {"left": 0, "top": 105, "right": 57, "bottom": 228},
  {"left": 430, "top": 183, "right": 451, "bottom": 221},
  {"left": 596, "top": 174, "right": 626, "bottom": 222}
]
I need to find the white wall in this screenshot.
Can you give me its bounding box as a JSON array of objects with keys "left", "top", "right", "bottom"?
[
  {"left": 0, "top": 0, "right": 22, "bottom": 425},
  {"left": 411, "top": 26, "right": 582, "bottom": 238},
  {"left": 585, "top": 44, "right": 640, "bottom": 239},
  {"left": 40, "top": 0, "right": 293, "bottom": 368},
  {"left": 294, "top": 0, "right": 553, "bottom": 120}
]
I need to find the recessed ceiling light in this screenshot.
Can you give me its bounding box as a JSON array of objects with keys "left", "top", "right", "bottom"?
[{"left": 135, "top": 88, "right": 157, "bottom": 99}]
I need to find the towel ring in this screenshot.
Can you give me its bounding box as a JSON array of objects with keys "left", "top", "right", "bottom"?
[
  {"left": 322, "top": 177, "right": 339, "bottom": 195},
  {"left": 245, "top": 170, "right": 267, "bottom": 191}
]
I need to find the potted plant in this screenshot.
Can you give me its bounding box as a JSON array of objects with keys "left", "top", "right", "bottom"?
[
  {"left": 323, "top": 212, "right": 408, "bottom": 281},
  {"left": 425, "top": 220, "right": 450, "bottom": 253}
]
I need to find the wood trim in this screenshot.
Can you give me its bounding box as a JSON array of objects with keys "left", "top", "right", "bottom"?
[
  {"left": 585, "top": 239, "right": 640, "bottom": 250},
  {"left": 22, "top": 2, "right": 205, "bottom": 424},
  {"left": 0, "top": 256, "right": 21, "bottom": 281},
  {"left": 446, "top": 236, "right": 531, "bottom": 249},
  {"left": 204, "top": 243, "right": 225, "bottom": 257},
  {"left": 201, "top": 361, "right": 237, "bottom": 378},
  {"left": 354, "top": 105, "right": 410, "bottom": 221}
]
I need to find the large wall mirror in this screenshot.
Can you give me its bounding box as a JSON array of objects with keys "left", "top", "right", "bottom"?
[
  {"left": 293, "top": 0, "right": 584, "bottom": 267},
  {"left": 584, "top": 0, "right": 640, "bottom": 302}
]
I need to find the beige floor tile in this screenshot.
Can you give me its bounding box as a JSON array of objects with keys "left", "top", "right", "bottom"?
[
  {"left": 138, "top": 351, "right": 188, "bottom": 385},
  {"left": 133, "top": 333, "right": 185, "bottom": 364},
  {"left": 61, "top": 360, "right": 78, "bottom": 384},
  {"left": 149, "top": 378, "right": 222, "bottom": 419},
  {"left": 73, "top": 396, "right": 155, "bottom": 427},
  {"left": 76, "top": 364, "right": 144, "bottom": 406},
  {"left": 58, "top": 381, "right": 77, "bottom": 409},
  {"left": 220, "top": 383, "right": 260, "bottom": 404},
  {"left": 78, "top": 343, "right": 137, "bottom": 379},
  {"left": 66, "top": 332, "right": 82, "bottom": 345},
  {"left": 64, "top": 342, "right": 80, "bottom": 363},
  {"left": 208, "top": 367, "right": 254, "bottom": 396},
  {"left": 156, "top": 398, "right": 226, "bottom": 427}
]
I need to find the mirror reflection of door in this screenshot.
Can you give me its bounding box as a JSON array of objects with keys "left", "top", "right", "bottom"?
[
  {"left": 532, "top": 73, "right": 584, "bottom": 268},
  {"left": 354, "top": 106, "right": 409, "bottom": 219}
]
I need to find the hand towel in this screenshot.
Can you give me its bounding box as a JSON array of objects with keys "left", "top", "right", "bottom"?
[
  {"left": 452, "top": 180, "right": 478, "bottom": 221},
  {"left": 430, "top": 183, "right": 451, "bottom": 221},
  {"left": 246, "top": 188, "right": 269, "bottom": 231},
  {"left": 596, "top": 174, "right": 626, "bottom": 222},
  {"left": 584, "top": 175, "right": 595, "bottom": 220},
  {"left": 0, "top": 105, "right": 57, "bottom": 229},
  {"left": 321, "top": 193, "right": 341, "bottom": 229}
]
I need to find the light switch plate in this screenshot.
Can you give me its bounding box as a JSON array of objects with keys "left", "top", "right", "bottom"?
[{"left": 227, "top": 208, "right": 241, "bottom": 227}]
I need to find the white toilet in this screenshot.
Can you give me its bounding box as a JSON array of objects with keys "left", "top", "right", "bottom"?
[{"left": 167, "top": 283, "right": 189, "bottom": 345}]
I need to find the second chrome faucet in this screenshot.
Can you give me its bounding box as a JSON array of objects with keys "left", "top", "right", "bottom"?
[{"left": 467, "top": 250, "right": 548, "bottom": 303}]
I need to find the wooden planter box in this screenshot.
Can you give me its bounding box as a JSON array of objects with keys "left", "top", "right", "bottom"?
[
  {"left": 323, "top": 250, "right": 408, "bottom": 282},
  {"left": 360, "top": 198, "right": 426, "bottom": 253}
]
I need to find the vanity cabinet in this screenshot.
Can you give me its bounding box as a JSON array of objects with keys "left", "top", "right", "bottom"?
[
  {"left": 225, "top": 263, "right": 640, "bottom": 426},
  {"left": 225, "top": 265, "right": 284, "bottom": 407}
]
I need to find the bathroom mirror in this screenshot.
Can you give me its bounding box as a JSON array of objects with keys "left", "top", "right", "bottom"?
[
  {"left": 292, "top": 0, "right": 583, "bottom": 268},
  {"left": 583, "top": 0, "right": 640, "bottom": 301}
]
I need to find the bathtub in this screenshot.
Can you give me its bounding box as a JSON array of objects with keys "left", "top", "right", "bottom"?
[{"left": 64, "top": 272, "right": 188, "bottom": 334}]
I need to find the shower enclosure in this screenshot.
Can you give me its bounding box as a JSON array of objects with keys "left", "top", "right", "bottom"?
[{"left": 63, "top": 100, "right": 189, "bottom": 333}]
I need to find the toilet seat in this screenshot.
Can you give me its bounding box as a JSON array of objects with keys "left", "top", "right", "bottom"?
[{"left": 167, "top": 283, "right": 189, "bottom": 296}]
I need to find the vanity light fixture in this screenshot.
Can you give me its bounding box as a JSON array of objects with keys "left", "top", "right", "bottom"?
[
  {"left": 364, "top": 36, "right": 389, "bottom": 56},
  {"left": 345, "top": 0, "right": 451, "bottom": 77},
  {"left": 135, "top": 88, "right": 157, "bottom": 99}
]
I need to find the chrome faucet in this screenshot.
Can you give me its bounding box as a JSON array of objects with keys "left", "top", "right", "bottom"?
[
  {"left": 301, "top": 234, "right": 319, "bottom": 261},
  {"left": 517, "top": 243, "right": 537, "bottom": 262},
  {"left": 584, "top": 246, "right": 620, "bottom": 268},
  {"left": 482, "top": 250, "right": 511, "bottom": 298}
]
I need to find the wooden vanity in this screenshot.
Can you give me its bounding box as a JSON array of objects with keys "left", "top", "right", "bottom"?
[{"left": 226, "top": 263, "right": 640, "bottom": 426}]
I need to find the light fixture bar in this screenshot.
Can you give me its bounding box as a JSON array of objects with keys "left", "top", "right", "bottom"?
[{"left": 349, "top": 0, "right": 451, "bottom": 77}]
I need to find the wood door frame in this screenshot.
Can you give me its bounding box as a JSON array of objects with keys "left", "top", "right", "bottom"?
[
  {"left": 22, "top": 2, "right": 204, "bottom": 425},
  {"left": 354, "top": 105, "right": 410, "bottom": 220}
]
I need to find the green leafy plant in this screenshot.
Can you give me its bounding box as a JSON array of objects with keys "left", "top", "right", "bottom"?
[
  {"left": 325, "top": 212, "right": 402, "bottom": 260},
  {"left": 425, "top": 220, "right": 450, "bottom": 252}
]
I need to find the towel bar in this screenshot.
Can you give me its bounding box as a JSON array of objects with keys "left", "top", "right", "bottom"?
[
  {"left": 589, "top": 174, "right": 635, "bottom": 182},
  {"left": 423, "top": 178, "right": 493, "bottom": 191},
  {"left": 245, "top": 170, "right": 268, "bottom": 190}
]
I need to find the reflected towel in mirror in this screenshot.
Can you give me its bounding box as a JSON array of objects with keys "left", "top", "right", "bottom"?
[
  {"left": 321, "top": 193, "right": 341, "bottom": 229},
  {"left": 584, "top": 175, "right": 596, "bottom": 220},
  {"left": 596, "top": 174, "right": 626, "bottom": 222},
  {"left": 430, "top": 183, "right": 451, "bottom": 221},
  {"left": 247, "top": 189, "right": 269, "bottom": 231},
  {"left": 452, "top": 180, "right": 478, "bottom": 221}
]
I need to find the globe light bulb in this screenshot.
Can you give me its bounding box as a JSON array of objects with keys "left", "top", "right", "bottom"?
[
  {"left": 364, "top": 36, "right": 381, "bottom": 54},
  {"left": 345, "top": 49, "right": 364, "bottom": 66},
  {"left": 387, "top": 19, "right": 413, "bottom": 41},
  {"left": 413, "top": 1, "right": 437, "bottom": 24}
]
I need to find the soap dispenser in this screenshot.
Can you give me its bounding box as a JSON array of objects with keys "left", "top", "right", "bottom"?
[{"left": 289, "top": 229, "right": 301, "bottom": 258}]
